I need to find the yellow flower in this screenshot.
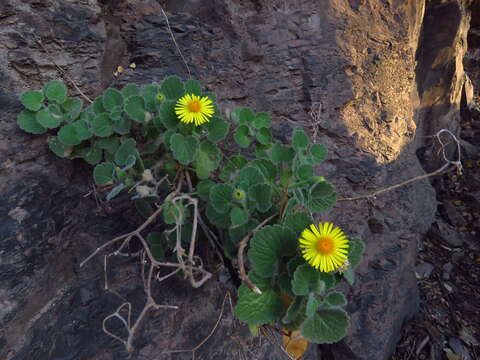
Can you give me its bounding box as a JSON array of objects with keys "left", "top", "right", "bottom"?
[
  {"left": 299, "top": 222, "right": 349, "bottom": 273},
  {"left": 174, "top": 94, "right": 214, "bottom": 126}
]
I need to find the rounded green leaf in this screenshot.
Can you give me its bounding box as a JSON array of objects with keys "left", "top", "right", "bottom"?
[
  {"left": 73, "top": 120, "right": 92, "bottom": 141},
  {"left": 17, "top": 110, "right": 47, "bottom": 134},
  {"left": 48, "top": 137, "right": 71, "bottom": 157},
  {"left": 237, "top": 165, "right": 265, "bottom": 188},
  {"left": 93, "top": 162, "right": 115, "bottom": 185},
  {"left": 291, "top": 264, "right": 323, "bottom": 296},
  {"left": 205, "top": 117, "right": 230, "bottom": 142},
  {"left": 156, "top": 100, "right": 178, "bottom": 129},
  {"left": 102, "top": 88, "right": 124, "bottom": 112},
  {"left": 310, "top": 144, "right": 327, "bottom": 163},
  {"left": 114, "top": 116, "right": 132, "bottom": 135},
  {"left": 97, "top": 137, "right": 120, "bottom": 154},
  {"left": 209, "top": 183, "right": 234, "bottom": 214},
  {"left": 250, "top": 159, "right": 277, "bottom": 181},
  {"left": 248, "top": 183, "right": 272, "bottom": 212},
  {"left": 270, "top": 142, "right": 295, "bottom": 163},
  {"left": 234, "top": 125, "right": 251, "bottom": 148},
  {"left": 21, "top": 90, "right": 44, "bottom": 111},
  {"left": 253, "top": 112, "right": 271, "bottom": 129},
  {"left": 170, "top": 134, "right": 198, "bottom": 165},
  {"left": 256, "top": 127, "right": 272, "bottom": 145},
  {"left": 196, "top": 180, "right": 215, "bottom": 201},
  {"left": 184, "top": 79, "right": 202, "bottom": 95},
  {"left": 248, "top": 225, "right": 296, "bottom": 278},
  {"left": 301, "top": 309, "right": 349, "bottom": 344},
  {"left": 121, "top": 83, "right": 140, "bottom": 98},
  {"left": 115, "top": 138, "right": 137, "bottom": 166},
  {"left": 297, "top": 164, "right": 314, "bottom": 181},
  {"left": 283, "top": 212, "right": 314, "bottom": 235},
  {"left": 44, "top": 80, "right": 67, "bottom": 104},
  {"left": 348, "top": 238, "right": 365, "bottom": 269},
  {"left": 36, "top": 108, "right": 62, "bottom": 129},
  {"left": 307, "top": 182, "right": 337, "bottom": 213},
  {"left": 160, "top": 75, "right": 184, "bottom": 99},
  {"left": 194, "top": 140, "right": 221, "bottom": 179},
  {"left": 91, "top": 114, "right": 114, "bottom": 137},
  {"left": 142, "top": 84, "right": 160, "bottom": 112},
  {"left": 306, "top": 293, "right": 320, "bottom": 318},
  {"left": 84, "top": 145, "right": 102, "bottom": 165},
  {"left": 205, "top": 203, "right": 231, "bottom": 229},
  {"left": 93, "top": 97, "right": 106, "bottom": 114},
  {"left": 239, "top": 107, "right": 255, "bottom": 124},
  {"left": 234, "top": 287, "right": 283, "bottom": 326},
  {"left": 293, "top": 129, "right": 309, "bottom": 150},
  {"left": 58, "top": 123, "right": 81, "bottom": 145},
  {"left": 62, "top": 98, "right": 83, "bottom": 121},
  {"left": 230, "top": 207, "right": 248, "bottom": 226},
  {"left": 324, "top": 292, "right": 347, "bottom": 307},
  {"left": 282, "top": 296, "right": 305, "bottom": 325},
  {"left": 124, "top": 95, "right": 146, "bottom": 123}
]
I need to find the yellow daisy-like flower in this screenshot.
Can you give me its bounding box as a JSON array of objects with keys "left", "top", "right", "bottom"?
[
  {"left": 299, "top": 222, "right": 349, "bottom": 273},
  {"left": 174, "top": 93, "right": 214, "bottom": 126}
]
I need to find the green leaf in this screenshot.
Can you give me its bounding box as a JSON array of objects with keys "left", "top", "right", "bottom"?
[
  {"left": 35, "top": 108, "right": 61, "bottom": 129},
  {"left": 234, "top": 287, "right": 283, "bottom": 326},
  {"left": 91, "top": 113, "right": 114, "bottom": 137},
  {"left": 62, "top": 98, "right": 83, "bottom": 121},
  {"left": 121, "top": 83, "right": 140, "bottom": 98},
  {"left": 58, "top": 123, "right": 81, "bottom": 145},
  {"left": 44, "top": 80, "right": 67, "bottom": 104},
  {"left": 142, "top": 84, "right": 160, "bottom": 111},
  {"left": 147, "top": 232, "right": 165, "bottom": 261},
  {"left": 297, "top": 164, "right": 314, "bottom": 181},
  {"left": 293, "top": 129, "right": 309, "bottom": 150},
  {"left": 48, "top": 137, "right": 71, "bottom": 157},
  {"left": 102, "top": 88, "right": 124, "bottom": 112},
  {"left": 205, "top": 117, "right": 230, "bottom": 142},
  {"left": 237, "top": 165, "right": 265, "bottom": 188},
  {"left": 248, "top": 183, "right": 272, "bottom": 212},
  {"left": 348, "top": 238, "right": 365, "bottom": 268},
  {"left": 97, "top": 137, "right": 120, "bottom": 154},
  {"left": 250, "top": 159, "right": 277, "bottom": 182},
  {"left": 195, "top": 141, "right": 221, "bottom": 179},
  {"left": 271, "top": 143, "right": 295, "bottom": 163},
  {"left": 21, "top": 90, "right": 44, "bottom": 111},
  {"left": 170, "top": 134, "right": 198, "bottom": 165},
  {"left": 248, "top": 225, "right": 296, "bottom": 278},
  {"left": 115, "top": 138, "right": 137, "bottom": 166},
  {"left": 93, "top": 97, "right": 106, "bottom": 114},
  {"left": 287, "top": 257, "right": 306, "bottom": 276},
  {"left": 205, "top": 203, "right": 231, "bottom": 229},
  {"left": 324, "top": 292, "right": 347, "bottom": 307},
  {"left": 124, "top": 95, "right": 146, "bottom": 123},
  {"left": 84, "top": 144, "right": 102, "bottom": 165},
  {"left": 114, "top": 116, "right": 132, "bottom": 135},
  {"left": 196, "top": 180, "right": 215, "bottom": 201},
  {"left": 256, "top": 128, "right": 272, "bottom": 145},
  {"left": 184, "top": 78, "right": 202, "bottom": 95},
  {"left": 156, "top": 100, "right": 178, "bottom": 129},
  {"left": 319, "top": 273, "right": 337, "bottom": 290},
  {"left": 301, "top": 309, "right": 349, "bottom": 344},
  {"left": 343, "top": 267, "right": 355, "bottom": 285},
  {"left": 283, "top": 212, "right": 314, "bottom": 235},
  {"left": 234, "top": 125, "right": 251, "bottom": 148},
  {"left": 17, "top": 110, "right": 47, "bottom": 134},
  {"left": 306, "top": 293, "right": 320, "bottom": 318},
  {"left": 253, "top": 112, "right": 271, "bottom": 129},
  {"left": 209, "top": 183, "right": 234, "bottom": 214},
  {"left": 93, "top": 162, "right": 115, "bottom": 185},
  {"left": 292, "top": 264, "right": 324, "bottom": 296},
  {"left": 72, "top": 120, "right": 92, "bottom": 141},
  {"left": 307, "top": 182, "right": 337, "bottom": 213},
  {"left": 230, "top": 207, "right": 248, "bottom": 226},
  {"left": 310, "top": 144, "right": 327, "bottom": 163},
  {"left": 106, "top": 183, "right": 125, "bottom": 201},
  {"left": 228, "top": 219, "right": 259, "bottom": 244},
  {"left": 161, "top": 75, "right": 184, "bottom": 99},
  {"left": 239, "top": 107, "right": 255, "bottom": 124},
  {"left": 282, "top": 296, "right": 304, "bottom": 324}
]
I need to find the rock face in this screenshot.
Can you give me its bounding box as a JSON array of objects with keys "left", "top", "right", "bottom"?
[{"left": 0, "top": 0, "right": 474, "bottom": 359}]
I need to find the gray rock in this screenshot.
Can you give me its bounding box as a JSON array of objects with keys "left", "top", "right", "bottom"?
[{"left": 415, "top": 263, "right": 435, "bottom": 279}]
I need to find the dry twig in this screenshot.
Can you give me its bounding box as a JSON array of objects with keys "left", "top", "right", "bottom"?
[{"left": 339, "top": 129, "right": 463, "bottom": 201}]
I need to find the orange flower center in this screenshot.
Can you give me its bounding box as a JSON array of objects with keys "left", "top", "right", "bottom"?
[
  {"left": 188, "top": 100, "right": 201, "bottom": 113},
  {"left": 316, "top": 236, "right": 334, "bottom": 255}
]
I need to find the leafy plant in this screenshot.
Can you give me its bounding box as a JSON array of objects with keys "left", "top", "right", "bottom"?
[{"left": 17, "top": 76, "right": 365, "bottom": 352}]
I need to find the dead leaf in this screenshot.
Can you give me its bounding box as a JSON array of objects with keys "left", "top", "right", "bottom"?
[{"left": 283, "top": 330, "right": 309, "bottom": 359}]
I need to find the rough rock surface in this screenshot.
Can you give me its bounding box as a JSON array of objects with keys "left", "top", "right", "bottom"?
[{"left": 0, "top": 0, "right": 474, "bottom": 359}]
